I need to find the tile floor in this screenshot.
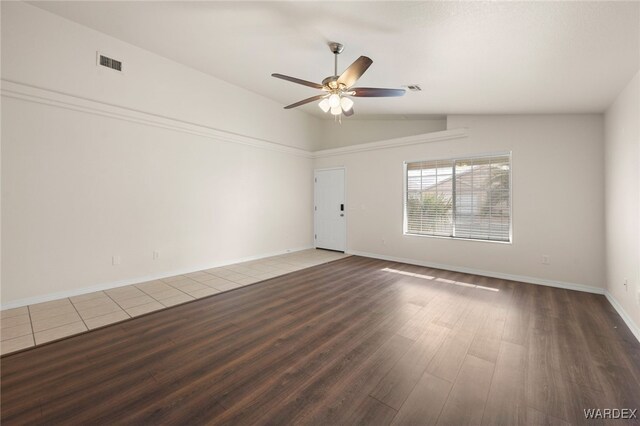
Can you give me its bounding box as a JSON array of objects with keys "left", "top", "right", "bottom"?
[{"left": 0, "top": 249, "right": 349, "bottom": 356}]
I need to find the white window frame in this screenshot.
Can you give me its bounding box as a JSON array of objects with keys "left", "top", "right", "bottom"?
[{"left": 403, "top": 152, "right": 513, "bottom": 244}]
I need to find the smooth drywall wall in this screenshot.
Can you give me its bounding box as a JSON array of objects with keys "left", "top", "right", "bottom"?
[
  {"left": 314, "top": 115, "right": 606, "bottom": 290},
  {"left": 605, "top": 70, "right": 640, "bottom": 329},
  {"left": 1, "top": 2, "right": 314, "bottom": 304},
  {"left": 2, "top": 97, "right": 313, "bottom": 304},
  {"left": 1, "top": 2, "right": 320, "bottom": 150},
  {"left": 317, "top": 118, "right": 446, "bottom": 150}
]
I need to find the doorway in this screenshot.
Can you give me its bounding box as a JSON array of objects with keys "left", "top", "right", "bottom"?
[{"left": 314, "top": 168, "right": 346, "bottom": 252}]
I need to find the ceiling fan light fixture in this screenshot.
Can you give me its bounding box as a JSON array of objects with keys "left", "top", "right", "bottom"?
[
  {"left": 340, "top": 97, "right": 354, "bottom": 111},
  {"left": 273, "top": 42, "right": 406, "bottom": 117},
  {"left": 318, "top": 98, "right": 330, "bottom": 113},
  {"left": 328, "top": 93, "right": 341, "bottom": 108}
]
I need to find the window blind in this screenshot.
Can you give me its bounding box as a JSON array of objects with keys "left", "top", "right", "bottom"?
[{"left": 404, "top": 153, "right": 511, "bottom": 242}]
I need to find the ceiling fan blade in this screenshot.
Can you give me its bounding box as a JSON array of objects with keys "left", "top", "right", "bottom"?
[
  {"left": 337, "top": 56, "right": 373, "bottom": 88},
  {"left": 350, "top": 87, "right": 406, "bottom": 97},
  {"left": 284, "top": 94, "right": 326, "bottom": 109},
  {"left": 272, "top": 73, "right": 323, "bottom": 90},
  {"left": 343, "top": 107, "right": 354, "bottom": 117}
]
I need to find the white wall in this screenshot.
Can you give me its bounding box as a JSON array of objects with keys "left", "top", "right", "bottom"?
[
  {"left": 1, "top": 2, "right": 320, "bottom": 151},
  {"left": 317, "top": 117, "right": 446, "bottom": 150},
  {"left": 1, "top": 2, "right": 315, "bottom": 305},
  {"left": 0, "top": 1, "right": 618, "bottom": 310},
  {"left": 605, "top": 70, "right": 640, "bottom": 330},
  {"left": 314, "top": 115, "right": 606, "bottom": 290}
]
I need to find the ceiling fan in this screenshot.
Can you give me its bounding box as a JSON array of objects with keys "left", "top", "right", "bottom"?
[{"left": 272, "top": 42, "right": 405, "bottom": 118}]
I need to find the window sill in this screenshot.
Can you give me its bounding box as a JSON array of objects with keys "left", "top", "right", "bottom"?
[{"left": 403, "top": 232, "right": 512, "bottom": 245}]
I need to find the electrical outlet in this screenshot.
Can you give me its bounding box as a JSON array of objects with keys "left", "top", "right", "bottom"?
[
  {"left": 541, "top": 255, "right": 550, "bottom": 265},
  {"left": 112, "top": 255, "right": 121, "bottom": 265},
  {"left": 153, "top": 250, "right": 160, "bottom": 260}
]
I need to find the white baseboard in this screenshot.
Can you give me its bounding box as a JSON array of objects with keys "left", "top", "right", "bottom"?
[
  {"left": 347, "top": 250, "right": 606, "bottom": 295},
  {"left": 5, "top": 246, "right": 638, "bottom": 344},
  {"left": 604, "top": 291, "right": 640, "bottom": 343},
  {"left": 0, "top": 246, "right": 313, "bottom": 310}
]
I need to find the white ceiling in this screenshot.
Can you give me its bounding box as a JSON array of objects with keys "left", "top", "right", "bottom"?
[{"left": 30, "top": 1, "right": 640, "bottom": 118}]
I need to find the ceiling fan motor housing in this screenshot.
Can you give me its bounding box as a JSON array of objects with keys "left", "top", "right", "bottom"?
[
  {"left": 272, "top": 41, "right": 405, "bottom": 116},
  {"left": 328, "top": 42, "right": 344, "bottom": 55},
  {"left": 322, "top": 76, "right": 345, "bottom": 91}
]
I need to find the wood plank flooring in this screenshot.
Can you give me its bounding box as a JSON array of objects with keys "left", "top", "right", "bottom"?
[{"left": 1, "top": 256, "right": 639, "bottom": 425}]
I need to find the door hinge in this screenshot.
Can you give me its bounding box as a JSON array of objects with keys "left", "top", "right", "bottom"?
[
  {"left": 314, "top": 206, "right": 317, "bottom": 211},
  {"left": 314, "top": 177, "right": 317, "bottom": 183},
  {"left": 314, "top": 234, "right": 317, "bottom": 239}
]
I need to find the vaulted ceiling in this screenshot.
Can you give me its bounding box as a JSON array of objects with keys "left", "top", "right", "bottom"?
[{"left": 31, "top": 1, "right": 640, "bottom": 117}]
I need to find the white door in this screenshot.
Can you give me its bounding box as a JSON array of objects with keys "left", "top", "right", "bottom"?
[{"left": 314, "top": 168, "right": 346, "bottom": 252}]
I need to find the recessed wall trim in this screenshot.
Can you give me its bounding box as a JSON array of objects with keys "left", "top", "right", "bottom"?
[
  {"left": 2, "top": 80, "right": 469, "bottom": 158},
  {"left": 312, "top": 128, "right": 469, "bottom": 158},
  {"left": 0, "top": 79, "right": 312, "bottom": 158}
]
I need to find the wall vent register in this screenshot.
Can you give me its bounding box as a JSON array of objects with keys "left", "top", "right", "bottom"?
[
  {"left": 404, "top": 153, "right": 511, "bottom": 242},
  {"left": 98, "top": 53, "right": 122, "bottom": 72}
]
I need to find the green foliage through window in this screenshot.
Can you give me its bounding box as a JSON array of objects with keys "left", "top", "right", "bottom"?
[{"left": 404, "top": 154, "right": 511, "bottom": 242}]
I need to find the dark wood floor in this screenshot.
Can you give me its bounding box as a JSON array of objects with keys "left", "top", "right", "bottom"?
[{"left": 2, "top": 256, "right": 639, "bottom": 425}]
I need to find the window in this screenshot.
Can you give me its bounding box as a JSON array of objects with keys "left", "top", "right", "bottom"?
[{"left": 404, "top": 153, "right": 511, "bottom": 242}]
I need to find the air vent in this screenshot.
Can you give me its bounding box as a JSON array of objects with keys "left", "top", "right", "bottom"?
[
  {"left": 98, "top": 53, "right": 122, "bottom": 72},
  {"left": 405, "top": 84, "right": 422, "bottom": 92}
]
